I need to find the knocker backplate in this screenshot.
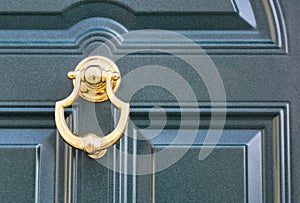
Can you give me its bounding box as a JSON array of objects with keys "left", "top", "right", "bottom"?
[{"left": 72, "top": 56, "right": 120, "bottom": 102}]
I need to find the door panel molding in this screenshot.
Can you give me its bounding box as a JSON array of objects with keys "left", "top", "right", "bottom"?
[
  {"left": 0, "top": 0, "right": 287, "bottom": 54},
  {"left": 0, "top": 104, "right": 77, "bottom": 202},
  {"left": 0, "top": 102, "right": 290, "bottom": 202},
  {"left": 115, "top": 102, "right": 290, "bottom": 202}
]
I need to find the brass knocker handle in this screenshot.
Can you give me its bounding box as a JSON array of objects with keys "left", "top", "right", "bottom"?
[{"left": 55, "top": 56, "right": 130, "bottom": 159}]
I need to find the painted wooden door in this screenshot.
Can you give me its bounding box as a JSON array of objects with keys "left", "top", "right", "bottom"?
[{"left": 0, "top": 0, "right": 297, "bottom": 202}]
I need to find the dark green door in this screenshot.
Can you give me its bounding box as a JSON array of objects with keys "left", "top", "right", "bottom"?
[{"left": 0, "top": 0, "right": 297, "bottom": 202}]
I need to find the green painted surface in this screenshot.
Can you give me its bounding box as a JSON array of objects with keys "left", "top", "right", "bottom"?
[{"left": 0, "top": 0, "right": 297, "bottom": 202}]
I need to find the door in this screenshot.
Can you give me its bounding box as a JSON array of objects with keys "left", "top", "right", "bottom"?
[{"left": 0, "top": 0, "right": 297, "bottom": 202}]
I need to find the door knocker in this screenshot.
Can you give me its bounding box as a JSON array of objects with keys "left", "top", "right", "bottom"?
[{"left": 55, "top": 56, "right": 130, "bottom": 159}]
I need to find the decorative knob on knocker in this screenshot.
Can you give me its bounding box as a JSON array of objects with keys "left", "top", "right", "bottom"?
[{"left": 55, "top": 56, "right": 130, "bottom": 159}]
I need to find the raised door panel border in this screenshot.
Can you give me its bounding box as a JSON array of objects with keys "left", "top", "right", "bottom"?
[
  {"left": 0, "top": 103, "right": 76, "bottom": 202},
  {"left": 0, "top": 102, "right": 290, "bottom": 202},
  {"left": 142, "top": 130, "right": 263, "bottom": 202},
  {"left": 0, "top": 0, "right": 287, "bottom": 54},
  {"left": 109, "top": 102, "right": 290, "bottom": 202}
]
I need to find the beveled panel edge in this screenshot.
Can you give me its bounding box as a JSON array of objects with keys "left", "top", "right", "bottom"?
[
  {"left": 128, "top": 101, "right": 290, "bottom": 202},
  {"left": 0, "top": 18, "right": 127, "bottom": 55},
  {"left": 0, "top": 0, "right": 287, "bottom": 55},
  {"left": 246, "top": 131, "right": 263, "bottom": 202},
  {"left": 0, "top": 129, "right": 56, "bottom": 202},
  {"left": 0, "top": 101, "right": 290, "bottom": 202},
  {"left": 0, "top": 102, "right": 76, "bottom": 203},
  {"left": 0, "top": 0, "right": 235, "bottom": 13},
  {"left": 145, "top": 129, "right": 263, "bottom": 202}
]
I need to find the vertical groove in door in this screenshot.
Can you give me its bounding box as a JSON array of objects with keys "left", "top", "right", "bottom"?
[
  {"left": 113, "top": 106, "right": 120, "bottom": 202},
  {"left": 118, "top": 109, "right": 123, "bottom": 203},
  {"left": 113, "top": 144, "right": 117, "bottom": 203},
  {"left": 151, "top": 148, "right": 156, "bottom": 203},
  {"left": 261, "top": 128, "right": 267, "bottom": 203},
  {"left": 124, "top": 124, "right": 128, "bottom": 203},
  {"left": 280, "top": 108, "right": 291, "bottom": 203},
  {"left": 113, "top": 107, "right": 129, "bottom": 203},
  {"left": 71, "top": 150, "right": 78, "bottom": 203},
  {"left": 152, "top": 151, "right": 155, "bottom": 203},
  {"left": 114, "top": 109, "right": 123, "bottom": 203},
  {"left": 64, "top": 115, "right": 72, "bottom": 203},
  {"left": 72, "top": 110, "right": 78, "bottom": 203},
  {"left": 55, "top": 131, "right": 60, "bottom": 203},
  {"left": 244, "top": 145, "right": 248, "bottom": 203},
  {"left": 64, "top": 144, "right": 72, "bottom": 203},
  {"left": 35, "top": 145, "right": 41, "bottom": 203},
  {"left": 132, "top": 128, "right": 137, "bottom": 203},
  {"left": 273, "top": 115, "right": 280, "bottom": 203},
  {"left": 55, "top": 132, "right": 60, "bottom": 203}
]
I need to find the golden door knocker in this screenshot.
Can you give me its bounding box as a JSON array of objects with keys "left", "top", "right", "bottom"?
[{"left": 55, "top": 56, "right": 130, "bottom": 159}]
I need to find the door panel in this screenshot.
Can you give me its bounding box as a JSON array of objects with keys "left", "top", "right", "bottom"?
[
  {"left": 0, "top": 0, "right": 298, "bottom": 203},
  {"left": 126, "top": 104, "right": 289, "bottom": 202},
  {"left": 0, "top": 0, "right": 286, "bottom": 54},
  {"left": 0, "top": 107, "right": 56, "bottom": 202}
]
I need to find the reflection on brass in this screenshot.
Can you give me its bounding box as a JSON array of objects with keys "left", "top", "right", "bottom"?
[
  {"left": 68, "top": 56, "right": 121, "bottom": 102},
  {"left": 55, "top": 56, "right": 130, "bottom": 159}
]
